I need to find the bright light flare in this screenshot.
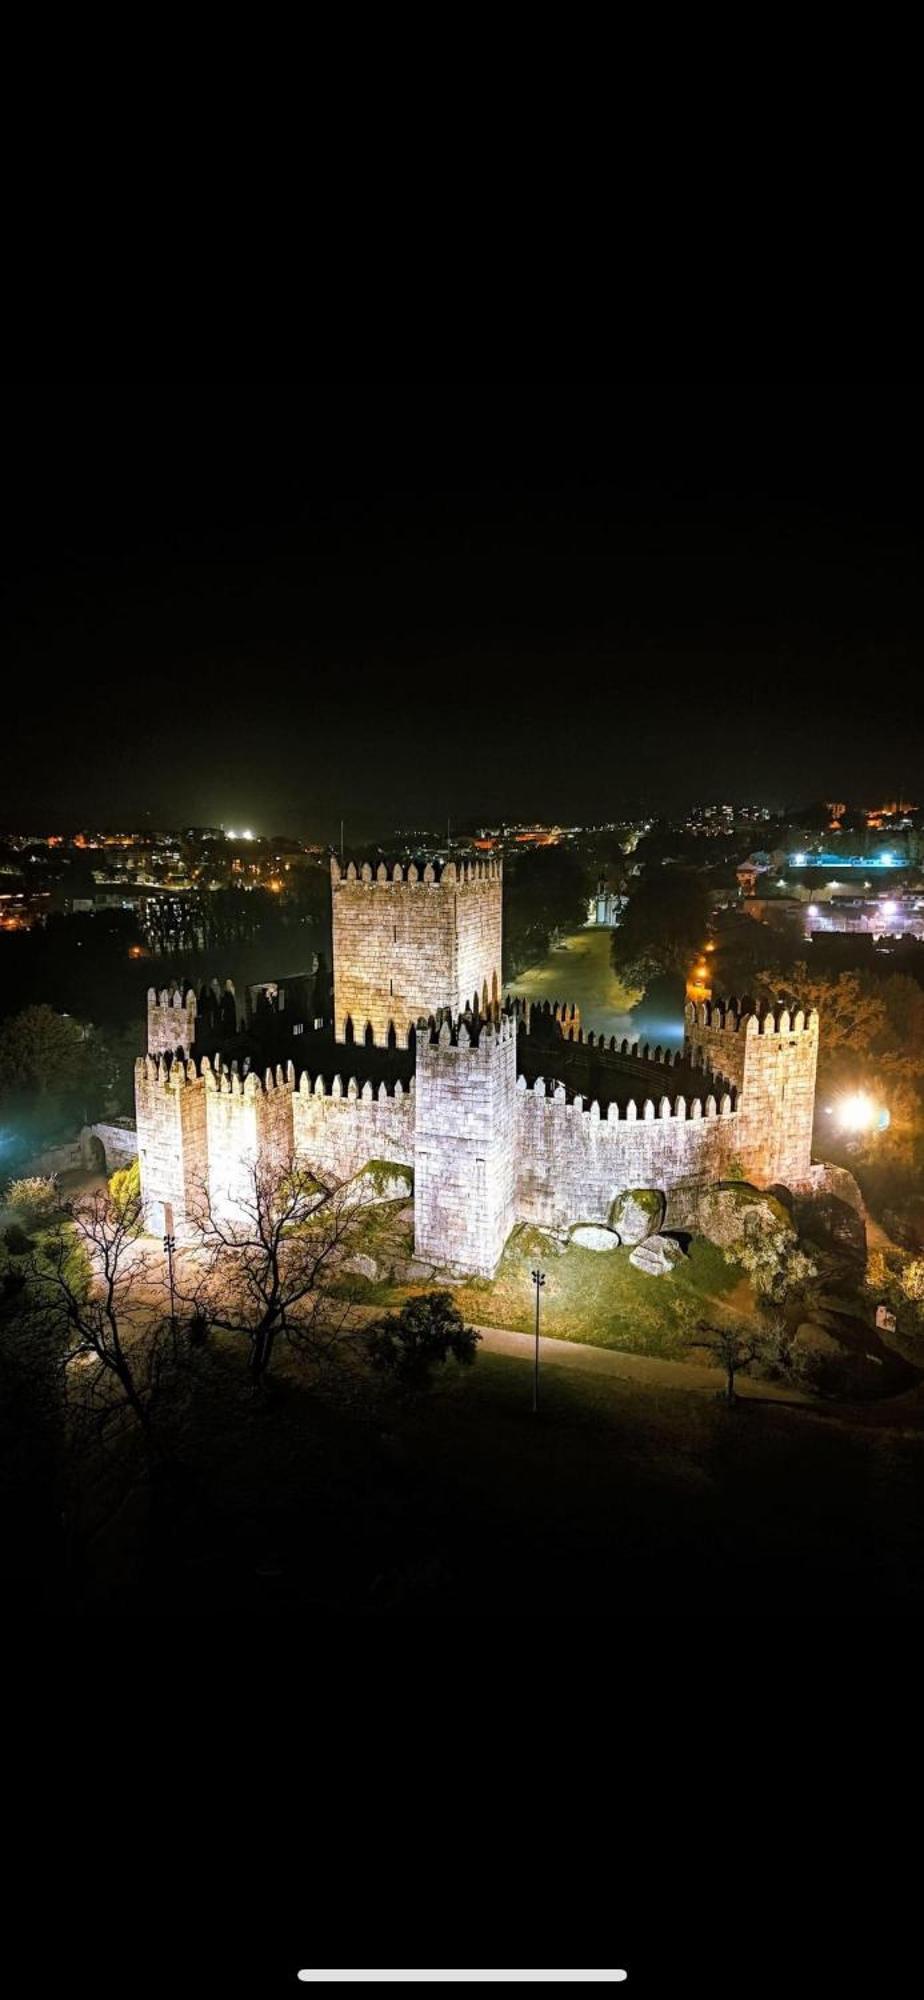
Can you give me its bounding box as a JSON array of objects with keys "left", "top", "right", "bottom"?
[{"left": 834, "top": 1091, "right": 889, "bottom": 1133}]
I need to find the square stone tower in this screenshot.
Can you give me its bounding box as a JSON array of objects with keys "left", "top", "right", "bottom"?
[
  {"left": 413, "top": 1013, "right": 518, "bottom": 1277},
  {"left": 147, "top": 983, "right": 197, "bottom": 1058},
  {"left": 330, "top": 857, "right": 503, "bottom": 1048},
  {"left": 685, "top": 999, "right": 819, "bottom": 1189}
]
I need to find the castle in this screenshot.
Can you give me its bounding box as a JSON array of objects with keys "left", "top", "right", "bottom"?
[{"left": 135, "top": 855, "right": 820, "bottom": 1275}]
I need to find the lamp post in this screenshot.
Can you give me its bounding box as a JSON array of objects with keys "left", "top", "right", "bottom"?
[
  {"left": 531, "top": 1267, "right": 545, "bottom": 1413},
  {"left": 163, "top": 1231, "right": 177, "bottom": 1332}
]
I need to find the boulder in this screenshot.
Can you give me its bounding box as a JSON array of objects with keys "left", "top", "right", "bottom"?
[
  {"left": 349, "top": 1161, "right": 414, "bottom": 1205},
  {"left": 610, "top": 1188, "right": 664, "bottom": 1244},
  {"left": 629, "top": 1233, "right": 686, "bottom": 1276},
  {"left": 396, "top": 1257, "right": 440, "bottom": 1283},
  {"left": 806, "top": 1162, "right": 866, "bottom": 1218},
  {"left": 794, "top": 1192, "right": 867, "bottom": 1265},
  {"left": 668, "top": 1183, "right": 795, "bottom": 1254},
  {"left": 339, "top": 1253, "right": 380, "bottom": 1281},
  {"left": 571, "top": 1223, "right": 621, "bottom": 1252}
]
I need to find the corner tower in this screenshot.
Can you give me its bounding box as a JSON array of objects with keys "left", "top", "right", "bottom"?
[
  {"left": 330, "top": 857, "right": 503, "bottom": 1048},
  {"left": 685, "top": 998, "right": 819, "bottom": 1189}
]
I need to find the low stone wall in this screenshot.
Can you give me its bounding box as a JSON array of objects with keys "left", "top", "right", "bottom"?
[{"left": 15, "top": 1139, "right": 83, "bottom": 1178}]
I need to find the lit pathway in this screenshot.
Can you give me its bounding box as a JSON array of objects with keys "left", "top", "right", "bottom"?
[{"left": 471, "top": 1321, "right": 816, "bottom": 1405}]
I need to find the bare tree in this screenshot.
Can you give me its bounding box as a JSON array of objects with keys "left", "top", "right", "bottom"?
[
  {"left": 29, "top": 1182, "right": 167, "bottom": 1441},
  {"left": 692, "top": 1319, "right": 761, "bottom": 1405},
  {"left": 183, "top": 1157, "right": 377, "bottom": 1389}
]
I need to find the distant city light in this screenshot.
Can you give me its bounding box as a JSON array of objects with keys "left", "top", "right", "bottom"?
[
  {"left": 881, "top": 900, "right": 898, "bottom": 917},
  {"left": 794, "top": 852, "right": 806, "bottom": 868},
  {"left": 880, "top": 852, "right": 894, "bottom": 866}
]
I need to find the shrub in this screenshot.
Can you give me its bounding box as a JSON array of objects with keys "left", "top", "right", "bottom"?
[
  {"left": 6, "top": 1176, "right": 58, "bottom": 1226},
  {"left": 108, "top": 1158, "right": 141, "bottom": 1226},
  {"left": 365, "top": 1291, "right": 481, "bottom": 1387}
]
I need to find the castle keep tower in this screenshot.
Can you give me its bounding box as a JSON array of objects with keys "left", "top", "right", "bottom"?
[
  {"left": 330, "top": 857, "right": 503, "bottom": 1048},
  {"left": 414, "top": 1013, "right": 517, "bottom": 1277},
  {"left": 147, "top": 984, "right": 197, "bottom": 1058}
]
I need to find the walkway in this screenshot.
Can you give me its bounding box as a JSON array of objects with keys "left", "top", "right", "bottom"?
[{"left": 472, "top": 1321, "right": 816, "bottom": 1405}]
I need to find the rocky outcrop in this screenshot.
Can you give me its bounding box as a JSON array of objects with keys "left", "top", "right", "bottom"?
[
  {"left": 610, "top": 1188, "right": 664, "bottom": 1244},
  {"left": 794, "top": 1192, "right": 867, "bottom": 1265},
  {"left": 629, "top": 1234, "right": 686, "bottom": 1276},
  {"left": 665, "top": 1182, "right": 795, "bottom": 1253}
]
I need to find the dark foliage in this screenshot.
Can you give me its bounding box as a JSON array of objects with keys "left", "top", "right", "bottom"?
[{"left": 365, "top": 1290, "right": 482, "bottom": 1386}]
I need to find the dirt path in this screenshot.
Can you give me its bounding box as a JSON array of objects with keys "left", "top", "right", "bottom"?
[{"left": 472, "top": 1321, "right": 816, "bottom": 1404}]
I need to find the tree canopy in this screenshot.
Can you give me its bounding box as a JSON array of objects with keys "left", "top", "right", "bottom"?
[
  {"left": 609, "top": 868, "right": 712, "bottom": 990},
  {"left": 503, "top": 847, "right": 590, "bottom": 981}
]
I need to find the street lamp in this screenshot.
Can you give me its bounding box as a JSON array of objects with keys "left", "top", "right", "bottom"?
[
  {"left": 163, "top": 1231, "right": 177, "bottom": 1331},
  {"left": 531, "top": 1267, "right": 546, "bottom": 1413}
]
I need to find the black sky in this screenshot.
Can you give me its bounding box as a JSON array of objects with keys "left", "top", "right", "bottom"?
[{"left": 3, "top": 381, "right": 923, "bottom": 839}]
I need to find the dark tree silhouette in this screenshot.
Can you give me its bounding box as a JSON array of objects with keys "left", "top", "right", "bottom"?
[
  {"left": 365, "top": 1291, "right": 481, "bottom": 1387},
  {"left": 610, "top": 868, "right": 711, "bottom": 990},
  {"left": 692, "top": 1319, "right": 761, "bottom": 1404}
]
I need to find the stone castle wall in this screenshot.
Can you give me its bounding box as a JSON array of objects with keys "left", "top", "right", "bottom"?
[
  {"left": 330, "top": 857, "right": 502, "bottom": 1048},
  {"left": 292, "top": 1073, "right": 415, "bottom": 1183},
  {"left": 204, "top": 1065, "right": 295, "bottom": 1224},
  {"left": 514, "top": 1079, "right": 740, "bottom": 1230}
]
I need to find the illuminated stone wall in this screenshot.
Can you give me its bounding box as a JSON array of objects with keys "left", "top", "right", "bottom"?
[
  {"left": 136, "top": 1057, "right": 208, "bottom": 1235},
  {"left": 413, "top": 1016, "right": 518, "bottom": 1278},
  {"left": 146, "top": 984, "right": 197, "bottom": 1057},
  {"left": 330, "top": 857, "right": 503, "bottom": 1048},
  {"left": 292, "top": 1073, "right": 415, "bottom": 1182},
  {"left": 686, "top": 1000, "right": 819, "bottom": 1190},
  {"left": 204, "top": 1063, "right": 295, "bottom": 1224},
  {"left": 514, "top": 1078, "right": 740, "bottom": 1229}
]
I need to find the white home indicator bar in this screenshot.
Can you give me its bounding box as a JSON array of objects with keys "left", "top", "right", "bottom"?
[{"left": 297, "top": 1977, "right": 628, "bottom": 1986}]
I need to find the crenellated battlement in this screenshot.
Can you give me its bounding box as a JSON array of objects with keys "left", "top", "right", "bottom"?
[
  {"left": 684, "top": 997, "right": 820, "bottom": 1037},
  {"left": 331, "top": 855, "right": 502, "bottom": 886},
  {"left": 417, "top": 1011, "right": 516, "bottom": 1054},
  {"left": 506, "top": 996, "right": 582, "bottom": 1038},
  {"left": 516, "top": 1075, "right": 736, "bottom": 1124},
  {"left": 296, "top": 1071, "right": 413, "bottom": 1101}
]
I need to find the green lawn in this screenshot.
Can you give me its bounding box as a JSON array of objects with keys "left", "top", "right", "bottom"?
[{"left": 330, "top": 1205, "right": 750, "bottom": 1358}]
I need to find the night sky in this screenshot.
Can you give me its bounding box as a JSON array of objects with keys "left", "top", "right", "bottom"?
[{"left": 3, "top": 381, "right": 923, "bottom": 838}]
